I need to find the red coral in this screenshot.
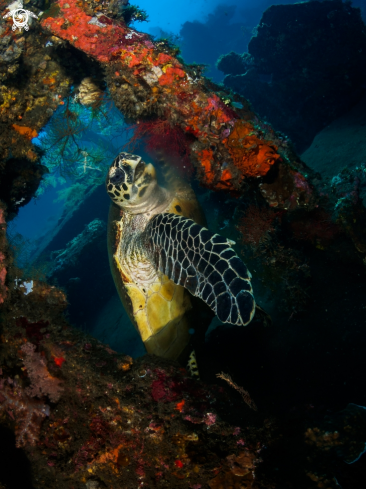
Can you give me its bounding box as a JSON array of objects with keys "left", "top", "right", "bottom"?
[
  {"left": 151, "top": 370, "right": 181, "bottom": 403},
  {"left": 41, "top": 0, "right": 128, "bottom": 63},
  {"left": 238, "top": 205, "right": 281, "bottom": 248},
  {"left": 158, "top": 66, "right": 186, "bottom": 86},
  {"left": 127, "top": 119, "right": 194, "bottom": 176},
  {"left": 54, "top": 356, "right": 65, "bottom": 367},
  {"left": 21, "top": 342, "right": 63, "bottom": 402},
  {"left": 154, "top": 53, "right": 173, "bottom": 66}
]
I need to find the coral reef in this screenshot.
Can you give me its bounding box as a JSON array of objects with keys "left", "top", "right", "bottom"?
[
  {"left": 0, "top": 378, "right": 50, "bottom": 448},
  {"left": 217, "top": 0, "right": 366, "bottom": 153},
  {"left": 223, "top": 120, "right": 280, "bottom": 178},
  {"left": 0, "top": 260, "right": 269, "bottom": 487},
  {"left": 37, "top": 0, "right": 316, "bottom": 201},
  {"left": 259, "top": 162, "right": 316, "bottom": 210},
  {"left": 20, "top": 341, "right": 63, "bottom": 402},
  {"left": 1, "top": 246, "right": 366, "bottom": 487},
  {"left": 125, "top": 118, "right": 194, "bottom": 176},
  {"left": 0, "top": 0, "right": 122, "bottom": 214}
]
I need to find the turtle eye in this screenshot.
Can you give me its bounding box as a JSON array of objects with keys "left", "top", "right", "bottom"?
[
  {"left": 109, "top": 168, "right": 125, "bottom": 185},
  {"left": 134, "top": 161, "right": 145, "bottom": 181}
]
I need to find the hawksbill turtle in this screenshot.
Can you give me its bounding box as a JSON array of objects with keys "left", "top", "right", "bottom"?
[{"left": 106, "top": 152, "right": 256, "bottom": 361}]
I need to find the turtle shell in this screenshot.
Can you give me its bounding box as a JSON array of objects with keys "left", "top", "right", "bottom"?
[{"left": 107, "top": 181, "right": 209, "bottom": 360}]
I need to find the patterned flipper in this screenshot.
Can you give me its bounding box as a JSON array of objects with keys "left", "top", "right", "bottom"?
[{"left": 144, "top": 213, "right": 256, "bottom": 326}]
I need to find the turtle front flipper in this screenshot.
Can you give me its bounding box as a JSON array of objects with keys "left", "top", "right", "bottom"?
[{"left": 144, "top": 213, "right": 256, "bottom": 326}]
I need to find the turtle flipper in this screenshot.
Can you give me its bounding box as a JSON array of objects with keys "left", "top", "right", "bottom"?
[{"left": 144, "top": 213, "right": 256, "bottom": 326}]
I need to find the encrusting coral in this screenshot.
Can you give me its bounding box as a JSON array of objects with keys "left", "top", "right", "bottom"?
[
  {"left": 0, "top": 377, "right": 50, "bottom": 448},
  {"left": 0, "top": 261, "right": 268, "bottom": 487},
  {"left": 21, "top": 342, "right": 63, "bottom": 402},
  {"left": 39, "top": 0, "right": 315, "bottom": 203}
]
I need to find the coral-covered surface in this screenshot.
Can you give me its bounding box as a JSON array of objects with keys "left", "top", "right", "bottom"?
[
  {"left": 37, "top": 0, "right": 316, "bottom": 199},
  {"left": 0, "top": 0, "right": 106, "bottom": 216},
  {"left": 0, "top": 271, "right": 269, "bottom": 488},
  {"left": 0, "top": 155, "right": 366, "bottom": 486},
  {"left": 1, "top": 207, "right": 366, "bottom": 488}
]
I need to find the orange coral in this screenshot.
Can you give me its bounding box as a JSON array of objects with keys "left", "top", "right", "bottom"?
[
  {"left": 12, "top": 125, "right": 38, "bottom": 140},
  {"left": 224, "top": 121, "right": 280, "bottom": 178},
  {"left": 221, "top": 169, "right": 233, "bottom": 183},
  {"left": 208, "top": 450, "right": 259, "bottom": 489},
  {"left": 197, "top": 149, "right": 215, "bottom": 184},
  {"left": 159, "top": 66, "right": 186, "bottom": 86},
  {"left": 205, "top": 94, "right": 233, "bottom": 125},
  {"left": 26, "top": 149, "right": 38, "bottom": 161},
  {"left": 185, "top": 96, "right": 235, "bottom": 141},
  {"left": 42, "top": 77, "right": 56, "bottom": 85},
  {"left": 120, "top": 47, "right": 154, "bottom": 68}
]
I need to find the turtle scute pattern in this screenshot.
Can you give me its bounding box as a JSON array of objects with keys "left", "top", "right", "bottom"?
[{"left": 144, "top": 213, "right": 256, "bottom": 326}]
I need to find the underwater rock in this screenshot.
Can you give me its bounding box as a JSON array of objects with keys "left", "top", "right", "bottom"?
[
  {"left": 0, "top": 6, "right": 71, "bottom": 163},
  {"left": 302, "top": 95, "right": 366, "bottom": 181},
  {"left": 305, "top": 403, "right": 366, "bottom": 465},
  {"left": 0, "top": 157, "right": 47, "bottom": 219},
  {"left": 0, "top": 27, "right": 23, "bottom": 68},
  {"left": 299, "top": 97, "right": 366, "bottom": 262},
  {"left": 218, "top": 0, "right": 366, "bottom": 153}
]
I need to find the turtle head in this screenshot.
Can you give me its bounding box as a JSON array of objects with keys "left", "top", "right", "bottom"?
[{"left": 106, "top": 152, "right": 158, "bottom": 212}]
